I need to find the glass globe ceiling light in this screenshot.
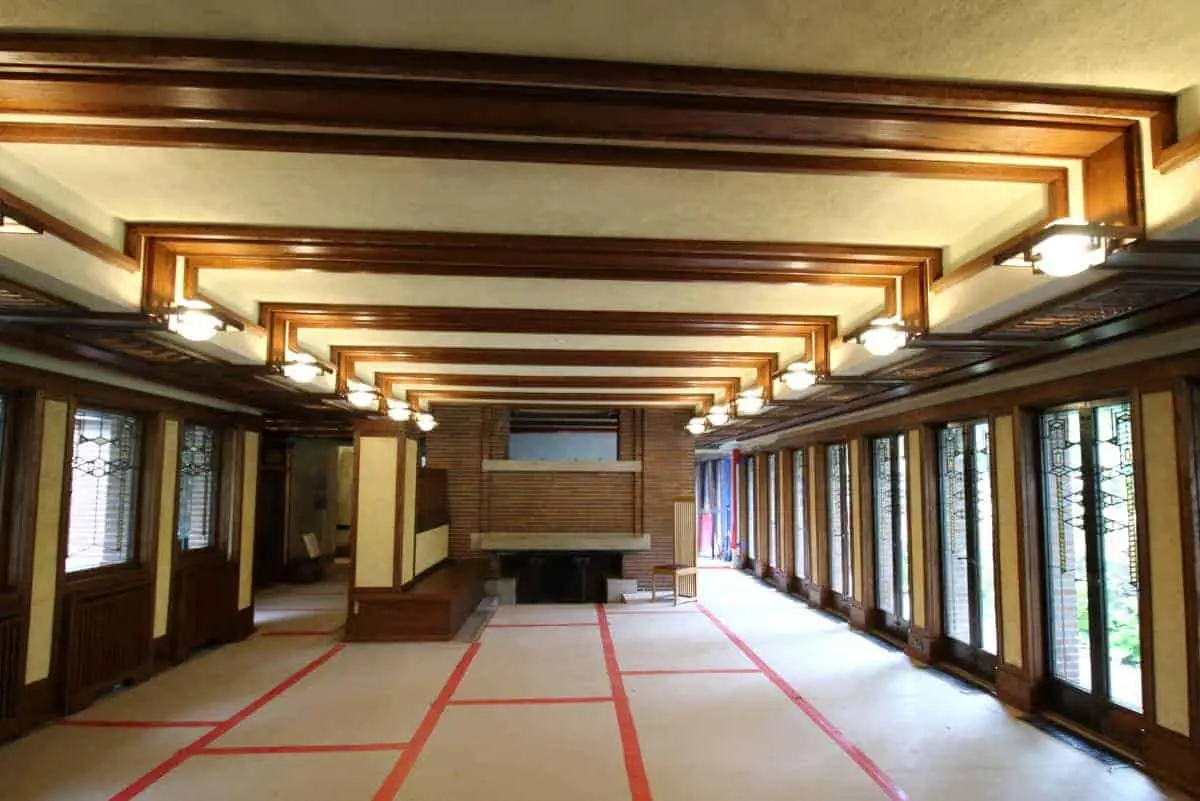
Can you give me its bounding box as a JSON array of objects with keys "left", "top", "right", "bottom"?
[
  {"left": 1029, "top": 217, "right": 1108, "bottom": 277},
  {"left": 736, "top": 390, "right": 765, "bottom": 416},
  {"left": 415, "top": 412, "right": 438, "bottom": 432},
  {"left": 167, "top": 299, "right": 223, "bottom": 342},
  {"left": 388, "top": 402, "right": 413, "bottom": 422},
  {"left": 996, "top": 218, "right": 1139, "bottom": 278},
  {"left": 781, "top": 362, "right": 817, "bottom": 391},
  {"left": 686, "top": 416, "right": 708, "bottom": 435},
  {"left": 859, "top": 318, "right": 909, "bottom": 357},
  {"left": 281, "top": 351, "right": 321, "bottom": 384},
  {"left": 706, "top": 405, "right": 730, "bottom": 427},
  {"left": 346, "top": 384, "right": 377, "bottom": 409}
]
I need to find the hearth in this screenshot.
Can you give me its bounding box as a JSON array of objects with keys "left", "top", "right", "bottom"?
[{"left": 498, "top": 551, "right": 623, "bottom": 603}]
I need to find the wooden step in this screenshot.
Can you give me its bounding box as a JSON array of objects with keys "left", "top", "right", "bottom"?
[{"left": 345, "top": 558, "right": 489, "bottom": 642}]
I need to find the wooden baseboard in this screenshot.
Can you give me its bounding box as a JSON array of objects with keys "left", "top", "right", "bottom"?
[
  {"left": 995, "top": 664, "right": 1038, "bottom": 712},
  {"left": 230, "top": 606, "right": 256, "bottom": 642},
  {"left": 152, "top": 636, "right": 172, "bottom": 673},
  {"left": 848, "top": 602, "right": 869, "bottom": 630},
  {"left": 1144, "top": 725, "right": 1200, "bottom": 796},
  {"left": 905, "top": 626, "right": 937, "bottom": 664},
  {"left": 807, "top": 583, "right": 830, "bottom": 608},
  {"left": 2, "top": 678, "right": 55, "bottom": 745}
]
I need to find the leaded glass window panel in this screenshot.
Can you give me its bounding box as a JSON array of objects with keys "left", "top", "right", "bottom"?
[
  {"left": 177, "top": 424, "right": 220, "bottom": 551},
  {"left": 67, "top": 409, "right": 142, "bottom": 573}
]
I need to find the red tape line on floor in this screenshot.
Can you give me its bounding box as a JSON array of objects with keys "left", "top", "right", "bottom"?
[
  {"left": 486, "top": 622, "right": 599, "bottom": 628},
  {"left": 620, "top": 668, "right": 760, "bottom": 676},
  {"left": 596, "top": 604, "right": 653, "bottom": 801},
  {"left": 371, "top": 641, "right": 482, "bottom": 801},
  {"left": 107, "top": 643, "right": 345, "bottom": 801},
  {"left": 198, "top": 742, "right": 407, "bottom": 756},
  {"left": 58, "top": 719, "right": 222, "bottom": 728},
  {"left": 447, "top": 696, "right": 612, "bottom": 706},
  {"left": 697, "top": 605, "right": 909, "bottom": 801}
]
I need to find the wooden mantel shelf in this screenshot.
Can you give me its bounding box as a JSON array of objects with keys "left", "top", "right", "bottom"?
[
  {"left": 479, "top": 533, "right": 651, "bottom": 551},
  {"left": 482, "top": 460, "right": 642, "bottom": 473}
]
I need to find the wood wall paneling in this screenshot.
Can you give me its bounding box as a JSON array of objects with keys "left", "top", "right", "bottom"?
[
  {"left": 993, "top": 415, "right": 1024, "bottom": 669},
  {"left": 352, "top": 435, "right": 399, "bottom": 589},
  {"left": 152, "top": 418, "right": 180, "bottom": 637},
  {"left": 1140, "top": 390, "right": 1191, "bottom": 736},
  {"left": 236, "top": 430, "right": 260, "bottom": 611},
  {"left": 24, "top": 398, "right": 67, "bottom": 685}
]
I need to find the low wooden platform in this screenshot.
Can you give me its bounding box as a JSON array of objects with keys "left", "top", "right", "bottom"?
[{"left": 345, "top": 558, "right": 489, "bottom": 642}]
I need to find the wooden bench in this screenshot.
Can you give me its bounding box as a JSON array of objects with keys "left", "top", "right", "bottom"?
[{"left": 345, "top": 558, "right": 489, "bottom": 642}]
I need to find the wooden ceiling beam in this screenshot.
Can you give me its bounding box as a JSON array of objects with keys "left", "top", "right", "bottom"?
[
  {"left": 261, "top": 304, "right": 836, "bottom": 338},
  {"left": 1, "top": 121, "right": 1075, "bottom": 185},
  {"left": 408, "top": 389, "right": 712, "bottom": 409},
  {"left": 377, "top": 372, "right": 741, "bottom": 398},
  {"left": 0, "top": 34, "right": 1173, "bottom": 123}
]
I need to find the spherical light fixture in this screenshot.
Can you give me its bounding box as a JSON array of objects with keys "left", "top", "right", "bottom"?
[
  {"left": 706, "top": 405, "right": 730, "bottom": 427},
  {"left": 781, "top": 362, "right": 817, "bottom": 391},
  {"left": 859, "top": 318, "right": 908, "bottom": 357},
  {"left": 281, "top": 352, "right": 321, "bottom": 384},
  {"left": 415, "top": 412, "right": 438, "bottom": 432},
  {"left": 346, "top": 386, "right": 377, "bottom": 409},
  {"left": 685, "top": 416, "right": 708, "bottom": 435},
  {"left": 167, "top": 301, "right": 222, "bottom": 342},
  {"left": 387, "top": 403, "right": 413, "bottom": 422}
]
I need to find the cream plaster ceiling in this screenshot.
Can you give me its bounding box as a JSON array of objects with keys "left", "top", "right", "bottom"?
[
  {"left": 0, "top": 146, "right": 1048, "bottom": 263},
  {"left": 3, "top": 0, "right": 1199, "bottom": 92},
  {"left": 199, "top": 272, "right": 883, "bottom": 322}
]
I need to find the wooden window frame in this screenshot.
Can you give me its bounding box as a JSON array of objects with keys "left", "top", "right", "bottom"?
[
  {"left": 175, "top": 422, "right": 224, "bottom": 555},
  {"left": 62, "top": 403, "right": 149, "bottom": 581}
]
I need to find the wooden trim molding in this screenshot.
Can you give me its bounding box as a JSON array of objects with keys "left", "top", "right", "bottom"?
[
  {"left": 1156, "top": 128, "right": 1200, "bottom": 174},
  {"left": 0, "top": 185, "right": 136, "bottom": 272}
]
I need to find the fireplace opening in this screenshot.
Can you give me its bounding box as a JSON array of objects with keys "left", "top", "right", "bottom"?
[{"left": 498, "top": 552, "right": 623, "bottom": 603}]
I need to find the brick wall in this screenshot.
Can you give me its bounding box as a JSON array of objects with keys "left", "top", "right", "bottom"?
[
  {"left": 623, "top": 408, "right": 695, "bottom": 586},
  {"left": 425, "top": 404, "right": 694, "bottom": 587}
]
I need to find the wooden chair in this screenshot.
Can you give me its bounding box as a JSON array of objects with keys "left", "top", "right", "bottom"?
[
  {"left": 651, "top": 563, "right": 699, "bottom": 606},
  {"left": 650, "top": 496, "right": 699, "bottom": 605}
]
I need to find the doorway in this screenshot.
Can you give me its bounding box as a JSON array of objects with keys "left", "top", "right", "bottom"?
[
  {"left": 1038, "top": 401, "right": 1143, "bottom": 746},
  {"left": 938, "top": 421, "right": 998, "bottom": 678},
  {"left": 871, "top": 434, "right": 910, "bottom": 639}
]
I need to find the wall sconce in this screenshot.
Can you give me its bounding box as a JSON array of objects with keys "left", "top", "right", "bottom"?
[
  {"left": 686, "top": 416, "right": 708, "bottom": 435},
  {"left": 780, "top": 362, "right": 817, "bottom": 391},
  {"left": 996, "top": 218, "right": 1140, "bottom": 278},
  {"left": 855, "top": 317, "right": 909, "bottom": 357},
  {"left": 415, "top": 411, "right": 439, "bottom": 432},
  {"left": 706, "top": 405, "right": 730, "bottom": 427}
]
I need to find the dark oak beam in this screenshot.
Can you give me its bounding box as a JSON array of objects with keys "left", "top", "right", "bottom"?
[
  {"left": 0, "top": 70, "right": 1125, "bottom": 158},
  {"left": 0, "top": 34, "right": 1173, "bottom": 123},
  {"left": 262, "top": 304, "right": 836, "bottom": 338},
  {"left": 408, "top": 390, "right": 711, "bottom": 408},
  {"left": 377, "top": 372, "right": 741, "bottom": 398},
  {"left": 331, "top": 345, "right": 777, "bottom": 370},
  {"left": 1, "top": 121, "right": 1073, "bottom": 186}
]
